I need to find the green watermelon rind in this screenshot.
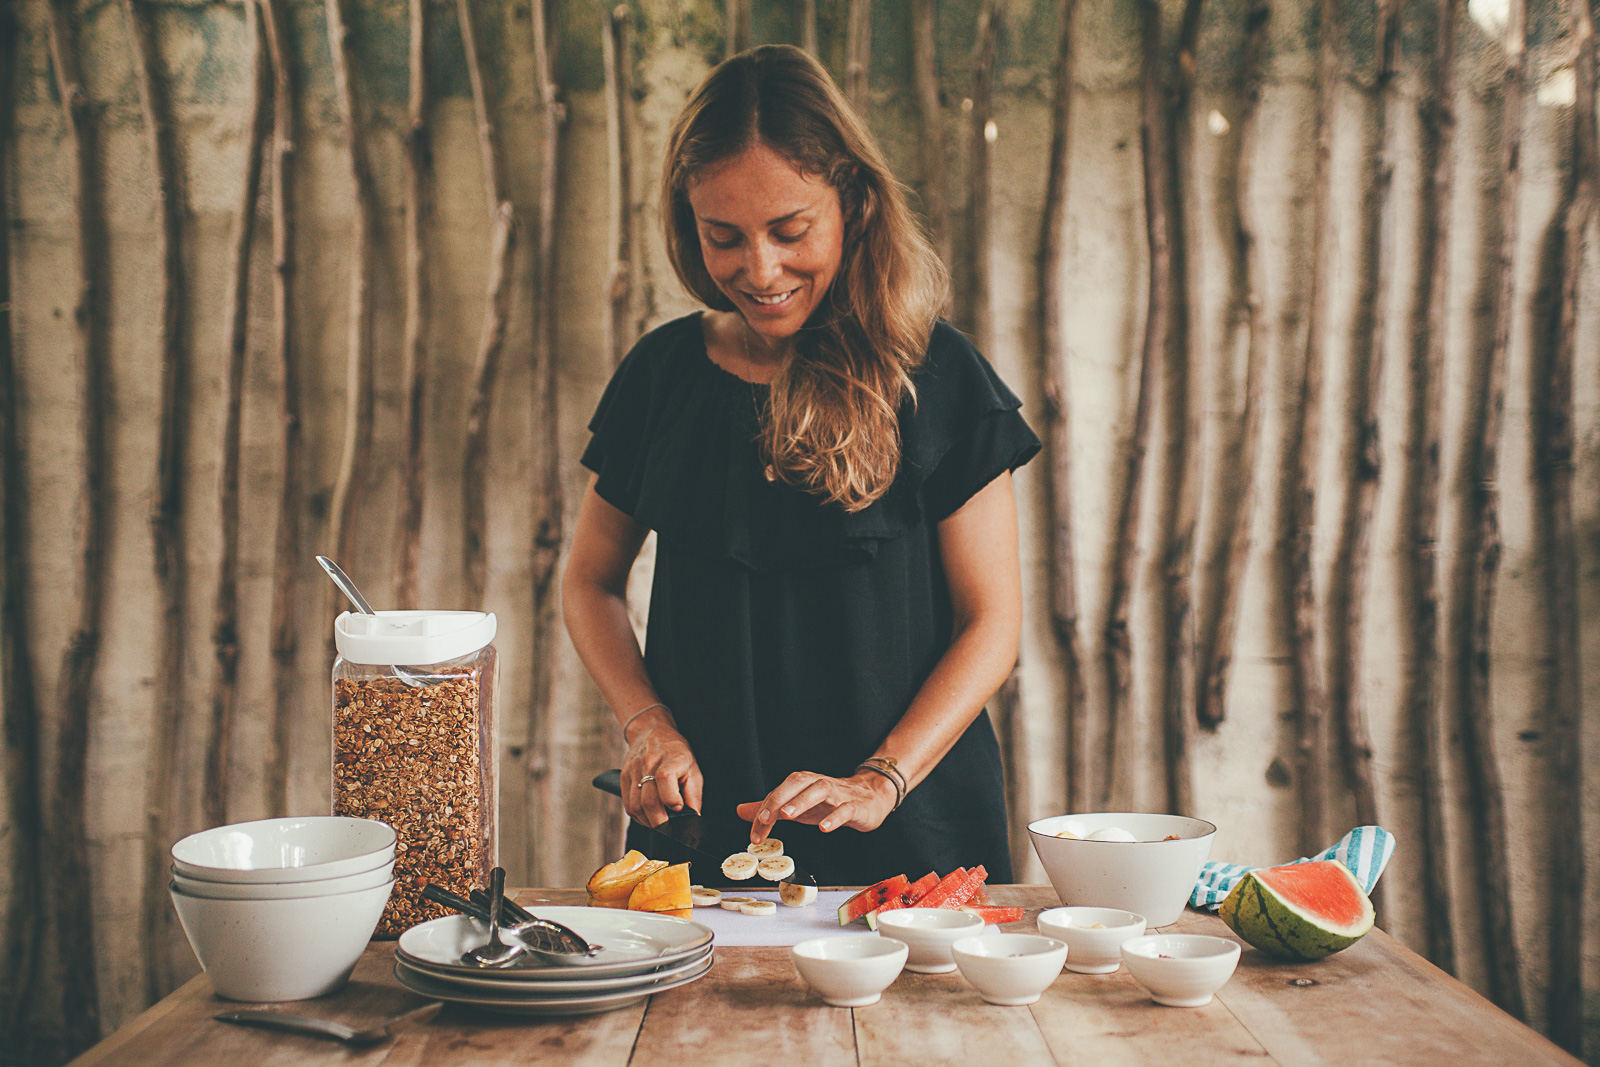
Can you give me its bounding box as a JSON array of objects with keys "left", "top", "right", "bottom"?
[{"left": 1219, "top": 860, "right": 1375, "bottom": 961}]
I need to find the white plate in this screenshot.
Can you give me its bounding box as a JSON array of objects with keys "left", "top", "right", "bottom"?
[
  {"left": 392, "top": 953, "right": 715, "bottom": 1016},
  {"left": 396, "top": 943, "right": 713, "bottom": 992},
  {"left": 397, "top": 909, "right": 713, "bottom": 979}
]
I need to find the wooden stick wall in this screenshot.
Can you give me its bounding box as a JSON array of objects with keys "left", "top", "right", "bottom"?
[{"left": 3, "top": 0, "right": 1597, "bottom": 1061}]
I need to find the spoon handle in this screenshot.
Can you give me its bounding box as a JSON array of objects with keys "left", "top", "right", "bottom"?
[
  {"left": 488, "top": 867, "right": 506, "bottom": 945},
  {"left": 423, "top": 883, "right": 488, "bottom": 922},
  {"left": 316, "top": 555, "right": 376, "bottom": 615}
]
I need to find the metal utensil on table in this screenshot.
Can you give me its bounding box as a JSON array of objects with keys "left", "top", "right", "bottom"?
[
  {"left": 315, "top": 555, "right": 432, "bottom": 688},
  {"left": 460, "top": 867, "right": 525, "bottom": 968},
  {"left": 214, "top": 1000, "right": 443, "bottom": 1046},
  {"left": 422, "top": 883, "right": 601, "bottom": 965}
]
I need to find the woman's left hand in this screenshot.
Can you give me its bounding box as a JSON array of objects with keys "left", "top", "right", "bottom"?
[{"left": 736, "top": 770, "right": 899, "bottom": 844}]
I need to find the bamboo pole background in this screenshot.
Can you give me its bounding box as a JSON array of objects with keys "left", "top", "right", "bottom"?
[{"left": 2, "top": 0, "right": 1597, "bottom": 1058}]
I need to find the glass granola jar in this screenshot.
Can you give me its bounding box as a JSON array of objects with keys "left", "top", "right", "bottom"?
[{"left": 333, "top": 610, "right": 497, "bottom": 938}]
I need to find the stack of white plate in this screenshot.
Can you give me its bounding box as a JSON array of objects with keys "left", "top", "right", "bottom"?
[
  {"left": 168, "top": 816, "right": 396, "bottom": 1001},
  {"left": 395, "top": 908, "right": 715, "bottom": 1016}
]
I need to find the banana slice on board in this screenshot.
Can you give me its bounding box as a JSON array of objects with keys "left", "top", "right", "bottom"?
[
  {"left": 756, "top": 856, "right": 795, "bottom": 882},
  {"left": 748, "top": 839, "right": 784, "bottom": 859},
  {"left": 690, "top": 886, "right": 722, "bottom": 907},
  {"left": 719, "top": 896, "right": 758, "bottom": 911},
  {"left": 739, "top": 901, "right": 778, "bottom": 916},
  {"left": 779, "top": 882, "right": 817, "bottom": 908}
]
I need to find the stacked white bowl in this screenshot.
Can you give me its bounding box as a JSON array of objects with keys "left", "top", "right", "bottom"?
[{"left": 168, "top": 816, "right": 396, "bottom": 1001}]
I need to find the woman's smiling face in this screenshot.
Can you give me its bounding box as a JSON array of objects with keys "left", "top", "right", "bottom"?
[{"left": 687, "top": 141, "right": 846, "bottom": 345}]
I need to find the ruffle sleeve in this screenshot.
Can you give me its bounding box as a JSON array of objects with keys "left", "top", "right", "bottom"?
[{"left": 579, "top": 315, "right": 1039, "bottom": 572}]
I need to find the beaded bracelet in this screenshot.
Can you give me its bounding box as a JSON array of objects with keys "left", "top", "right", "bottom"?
[
  {"left": 620, "top": 702, "right": 671, "bottom": 744},
  {"left": 855, "top": 762, "right": 906, "bottom": 810}
]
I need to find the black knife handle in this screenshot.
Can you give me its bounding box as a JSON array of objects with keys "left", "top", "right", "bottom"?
[{"left": 592, "top": 769, "right": 700, "bottom": 818}]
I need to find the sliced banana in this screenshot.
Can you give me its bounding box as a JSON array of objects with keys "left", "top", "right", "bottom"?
[
  {"left": 748, "top": 839, "right": 784, "bottom": 859},
  {"left": 690, "top": 886, "right": 722, "bottom": 907},
  {"left": 719, "top": 895, "right": 757, "bottom": 911},
  {"left": 739, "top": 900, "right": 778, "bottom": 916},
  {"left": 756, "top": 855, "right": 795, "bottom": 882},
  {"left": 721, "top": 852, "right": 759, "bottom": 880},
  {"left": 779, "top": 882, "right": 817, "bottom": 908}
]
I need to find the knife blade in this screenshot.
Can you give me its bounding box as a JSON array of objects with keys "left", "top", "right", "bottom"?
[{"left": 591, "top": 769, "right": 817, "bottom": 889}]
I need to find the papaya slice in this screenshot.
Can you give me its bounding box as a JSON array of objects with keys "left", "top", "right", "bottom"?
[
  {"left": 628, "top": 862, "right": 692, "bottom": 915},
  {"left": 587, "top": 851, "right": 668, "bottom": 909}
]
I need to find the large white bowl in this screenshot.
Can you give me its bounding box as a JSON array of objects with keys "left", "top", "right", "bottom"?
[
  {"left": 791, "top": 936, "right": 908, "bottom": 1007},
  {"left": 1121, "top": 934, "right": 1241, "bottom": 1007},
  {"left": 169, "top": 879, "right": 393, "bottom": 1001},
  {"left": 951, "top": 934, "right": 1067, "bottom": 1006},
  {"left": 1036, "top": 906, "right": 1146, "bottom": 974},
  {"left": 171, "top": 816, "right": 396, "bottom": 884},
  {"left": 1027, "top": 813, "right": 1216, "bottom": 927},
  {"left": 875, "top": 908, "right": 986, "bottom": 974},
  {"left": 170, "top": 860, "right": 394, "bottom": 900}
]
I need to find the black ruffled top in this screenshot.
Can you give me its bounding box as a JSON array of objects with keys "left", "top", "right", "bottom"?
[{"left": 582, "top": 313, "right": 1040, "bottom": 885}]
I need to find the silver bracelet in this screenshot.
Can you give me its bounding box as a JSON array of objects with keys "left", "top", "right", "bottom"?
[{"left": 621, "top": 702, "right": 670, "bottom": 743}]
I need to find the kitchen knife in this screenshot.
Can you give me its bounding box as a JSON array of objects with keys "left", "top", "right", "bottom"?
[{"left": 591, "top": 769, "right": 817, "bottom": 889}]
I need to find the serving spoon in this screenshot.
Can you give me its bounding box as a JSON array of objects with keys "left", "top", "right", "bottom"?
[
  {"left": 459, "top": 868, "right": 526, "bottom": 968},
  {"left": 316, "top": 555, "right": 431, "bottom": 688}
]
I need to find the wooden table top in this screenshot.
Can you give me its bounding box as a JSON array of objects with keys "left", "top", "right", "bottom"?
[{"left": 74, "top": 885, "right": 1581, "bottom": 1067}]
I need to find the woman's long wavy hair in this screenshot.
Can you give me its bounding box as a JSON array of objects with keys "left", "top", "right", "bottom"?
[{"left": 662, "top": 45, "right": 949, "bottom": 512}]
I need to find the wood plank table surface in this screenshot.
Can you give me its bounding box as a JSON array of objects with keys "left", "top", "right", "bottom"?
[{"left": 74, "top": 886, "right": 1581, "bottom": 1067}]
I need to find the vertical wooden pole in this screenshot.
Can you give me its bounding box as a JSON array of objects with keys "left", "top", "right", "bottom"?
[
  {"left": 394, "top": 0, "right": 431, "bottom": 610},
  {"left": 726, "top": 0, "right": 751, "bottom": 57},
  {"left": 1279, "top": 0, "right": 1341, "bottom": 856},
  {"left": 604, "top": 5, "right": 640, "bottom": 368},
  {"left": 260, "top": 0, "right": 301, "bottom": 819},
  {"left": 1535, "top": 3, "right": 1593, "bottom": 1048},
  {"left": 460, "top": 0, "right": 518, "bottom": 607},
  {"left": 1330, "top": 0, "right": 1398, "bottom": 844},
  {"left": 800, "top": 0, "right": 817, "bottom": 56},
  {"left": 323, "top": 0, "right": 376, "bottom": 584},
  {"left": 846, "top": 0, "right": 871, "bottom": 109},
  {"left": 1405, "top": 0, "right": 1458, "bottom": 975},
  {"left": 911, "top": 0, "right": 949, "bottom": 266},
  {"left": 1159, "top": 0, "right": 1203, "bottom": 818},
  {"left": 1455, "top": 0, "right": 1528, "bottom": 1018},
  {"left": 1198, "top": 0, "right": 1270, "bottom": 730},
  {"left": 44, "top": 0, "right": 109, "bottom": 1049},
  {"left": 0, "top": 0, "right": 46, "bottom": 1039},
  {"left": 1037, "top": 0, "right": 1088, "bottom": 811},
  {"left": 527, "top": 0, "right": 565, "bottom": 885},
  {"left": 1104, "top": 0, "right": 1170, "bottom": 809}
]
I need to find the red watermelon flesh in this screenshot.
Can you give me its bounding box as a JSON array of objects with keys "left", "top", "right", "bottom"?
[
  {"left": 921, "top": 865, "right": 987, "bottom": 909},
  {"left": 1219, "top": 859, "right": 1375, "bottom": 960},
  {"left": 864, "top": 872, "right": 940, "bottom": 930},
  {"left": 838, "top": 874, "right": 911, "bottom": 926},
  {"left": 959, "top": 905, "right": 1024, "bottom": 925}
]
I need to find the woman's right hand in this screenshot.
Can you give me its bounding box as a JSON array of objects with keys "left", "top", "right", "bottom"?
[{"left": 621, "top": 709, "right": 704, "bottom": 828}]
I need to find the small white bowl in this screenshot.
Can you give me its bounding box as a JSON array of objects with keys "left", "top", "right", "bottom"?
[
  {"left": 170, "top": 860, "right": 395, "bottom": 900},
  {"left": 875, "top": 908, "right": 986, "bottom": 974},
  {"left": 1120, "top": 934, "right": 1241, "bottom": 1007},
  {"left": 1027, "top": 813, "right": 1216, "bottom": 927},
  {"left": 791, "top": 936, "right": 908, "bottom": 1007},
  {"left": 169, "top": 879, "right": 392, "bottom": 1001},
  {"left": 172, "top": 816, "right": 396, "bottom": 884},
  {"left": 1036, "top": 907, "right": 1146, "bottom": 974},
  {"left": 951, "top": 933, "right": 1068, "bottom": 1006}
]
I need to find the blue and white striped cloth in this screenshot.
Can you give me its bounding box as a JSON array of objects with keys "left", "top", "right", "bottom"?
[{"left": 1190, "top": 825, "right": 1396, "bottom": 911}]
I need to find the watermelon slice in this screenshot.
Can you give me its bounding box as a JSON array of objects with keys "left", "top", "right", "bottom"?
[
  {"left": 921, "top": 865, "right": 987, "bottom": 910},
  {"left": 864, "top": 872, "right": 939, "bottom": 930},
  {"left": 1219, "top": 859, "right": 1375, "bottom": 960},
  {"left": 838, "top": 874, "right": 911, "bottom": 926},
  {"left": 959, "top": 905, "right": 1024, "bottom": 925}
]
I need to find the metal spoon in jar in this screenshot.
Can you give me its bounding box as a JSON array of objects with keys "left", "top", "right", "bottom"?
[{"left": 316, "top": 555, "right": 431, "bottom": 688}]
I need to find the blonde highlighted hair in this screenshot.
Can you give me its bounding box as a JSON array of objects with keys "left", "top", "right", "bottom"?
[{"left": 662, "top": 45, "right": 949, "bottom": 512}]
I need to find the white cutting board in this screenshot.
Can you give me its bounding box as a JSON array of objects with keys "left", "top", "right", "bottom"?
[{"left": 691, "top": 890, "right": 999, "bottom": 947}]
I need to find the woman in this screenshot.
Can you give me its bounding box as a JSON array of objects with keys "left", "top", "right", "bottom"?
[{"left": 562, "top": 45, "right": 1039, "bottom": 885}]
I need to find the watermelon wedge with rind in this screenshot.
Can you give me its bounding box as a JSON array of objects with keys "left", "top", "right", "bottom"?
[
  {"left": 1219, "top": 859, "right": 1375, "bottom": 960},
  {"left": 922, "top": 865, "right": 987, "bottom": 910},
  {"left": 838, "top": 874, "right": 911, "bottom": 926},
  {"left": 864, "top": 872, "right": 939, "bottom": 931},
  {"left": 959, "top": 905, "right": 1024, "bottom": 925}
]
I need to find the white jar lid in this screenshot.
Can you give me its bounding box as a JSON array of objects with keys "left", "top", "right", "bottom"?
[{"left": 334, "top": 610, "right": 497, "bottom": 666}]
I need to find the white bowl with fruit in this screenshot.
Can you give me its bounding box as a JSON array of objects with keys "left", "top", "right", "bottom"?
[
  {"left": 1036, "top": 906, "right": 1146, "bottom": 973},
  {"left": 1027, "top": 813, "right": 1216, "bottom": 927}
]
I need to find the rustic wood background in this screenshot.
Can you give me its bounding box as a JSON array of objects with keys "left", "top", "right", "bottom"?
[{"left": 2, "top": 0, "right": 1597, "bottom": 1062}]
